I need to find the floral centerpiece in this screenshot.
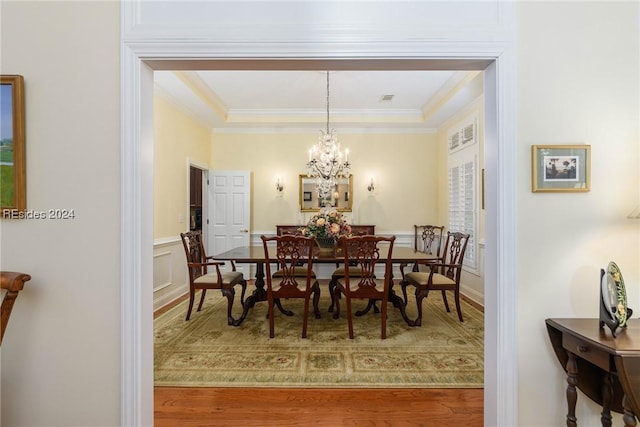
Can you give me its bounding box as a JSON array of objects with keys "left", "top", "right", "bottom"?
[
  {"left": 299, "top": 210, "right": 352, "bottom": 256},
  {"left": 299, "top": 210, "right": 352, "bottom": 240}
]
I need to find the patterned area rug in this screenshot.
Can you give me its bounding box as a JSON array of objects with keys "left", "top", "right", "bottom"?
[{"left": 154, "top": 286, "right": 484, "bottom": 388}]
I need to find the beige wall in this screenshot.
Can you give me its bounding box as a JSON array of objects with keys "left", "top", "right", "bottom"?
[
  {"left": 517, "top": 3, "right": 639, "bottom": 425},
  {"left": 0, "top": 1, "right": 121, "bottom": 426},
  {"left": 154, "top": 95, "right": 212, "bottom": 239},
  {"left": 211, "top": 132, "right": 439, "bottom": 233}
]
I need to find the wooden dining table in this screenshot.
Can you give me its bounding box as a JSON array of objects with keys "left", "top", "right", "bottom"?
[{"left": 213, "top": 244, "right": 437, "bottom": 327}]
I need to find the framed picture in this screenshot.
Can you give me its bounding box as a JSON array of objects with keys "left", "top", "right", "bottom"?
[
  {"left": 303, "top": 191, "right": 312, "bottom": 202},
  {"left": 531, "top": 144, "right": 590, "bottom": 192},
  {"left": 1, "top": 75, "right": 26, "bottom": 214}
]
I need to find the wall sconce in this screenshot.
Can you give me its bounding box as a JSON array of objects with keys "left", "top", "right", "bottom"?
[
  {"left": 275, "top": 178, "right": 284, "bottom": 194},
  {"left": 367, "top": 178, "right": 375, "bottom": 193}
]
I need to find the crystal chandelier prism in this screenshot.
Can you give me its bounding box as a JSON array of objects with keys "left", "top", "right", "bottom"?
[{"left": 306, "top": 71, "right": 351, "bottom": 201}]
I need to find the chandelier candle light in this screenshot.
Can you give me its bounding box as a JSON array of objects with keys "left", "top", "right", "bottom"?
[{"left": 306, "top": 71, "right": 351, "bottom": 201}]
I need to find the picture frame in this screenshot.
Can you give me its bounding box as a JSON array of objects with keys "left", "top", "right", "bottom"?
[
  {"left": 531, "top": 144, "right": 590, "bottom": 193},
  {"left": 1, "top": 75, "right": 26, "bottom": 214},
  {"left": 303, "top": 191, "right": 312, "bottom": 202}
]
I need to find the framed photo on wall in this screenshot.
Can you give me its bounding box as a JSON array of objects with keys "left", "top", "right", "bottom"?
[
  {"left": 1, "top": 75, "right": 26, "bottom": 214},
  {"left": 531, "top": 144, "right": 590, "bottom": 192}
]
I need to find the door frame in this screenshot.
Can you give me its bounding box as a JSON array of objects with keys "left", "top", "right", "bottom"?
[
  {"left": 122, "top": 55, "right": 516, "bottom": 427},
  {"left": 187, "top": 159, "right": 209, "bottom": 243}
]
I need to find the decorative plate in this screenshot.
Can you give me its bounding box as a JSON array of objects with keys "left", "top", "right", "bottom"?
[
  {"left": 601, "top": 271, "right": 618, "bottom": 322},
  {"left": 607, "top": 261, "right": 628, "bottom": 327}
]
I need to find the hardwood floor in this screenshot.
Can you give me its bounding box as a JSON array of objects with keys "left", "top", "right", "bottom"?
[{"left": 154, "top": 387, "right": 483, "bottom": 426}]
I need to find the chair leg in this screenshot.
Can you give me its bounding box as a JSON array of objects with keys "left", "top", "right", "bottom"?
[
  {"left": 414, "top": 287, "right": 429, "bottom": 327},
  {"left": 332, "top": 286, "right": 341, "bottom": 319},
  {"left": 185, "top": 287, "right": 196, "bottom": 321},
  {"left": 301, "top": 295, "right": 310, "bottom": 339},
  {"left": 312, "top": 282, "right": 321, "bottom": 319},
  {"left": 268, "top": 297, "right": 275, "bottom": 338},
  {"left": 454, "top": 290, "right": 464, "bottom": 322},
  {"left": 275, "top": 298, "right": 294, "bottom": 316},
  {"left": 222, "top": 287, "right": 236, "bottom": 326},
  {"left": 345, "top": 295, "right": 354, "bottom": 339},
  {"left": 441, "top": 290, "right": 451, "bottom": 312},
  {"left": 327, "top": 277, "right": 337, "bottom": 312},
  {"left": 380, "top": 299, "right": 388, "bottom": 339},
  {"left": 197, "top": 289, "right": 207, "bottom": 312}
]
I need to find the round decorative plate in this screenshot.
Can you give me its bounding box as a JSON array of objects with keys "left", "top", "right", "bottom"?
[
  {"left": 607, "top": 261, "right": 628, "bottom": 327},
  {"left": 601, "top": 271, "right": 618, "bottom": 322}
]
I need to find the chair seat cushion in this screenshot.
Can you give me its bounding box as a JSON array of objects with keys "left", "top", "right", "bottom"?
[
  {"left": 194, "top": 271, "right": 244, "bottom": 286},
  {"left": 404, "top": 272, "right": 454, "bottom": 287},
  {"left": 273, "top": 267, "right": 316, "bottom": 278}
]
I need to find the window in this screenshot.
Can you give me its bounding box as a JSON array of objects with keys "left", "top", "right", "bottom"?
[{"left": 447, "top": 116, "right": 478, "bottom": 271}]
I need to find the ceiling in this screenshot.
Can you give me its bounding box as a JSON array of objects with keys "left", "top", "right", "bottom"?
[{"left": 154, "top": 69, "right": 484, "bottom": 132}]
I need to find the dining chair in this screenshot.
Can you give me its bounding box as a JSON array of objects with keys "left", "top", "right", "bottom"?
[
  {"left": 1, "top": 271, "right": 31, "bottom": 345},
  {"left": 327, "top": 228, "right": 374, "bottom": 314},
  {"left": 400, "top": 231, "right": 470, "bottom": 325},
  {"left": 399, "top": 225, "right": 445, "bottom": 281},
  {"left": 261, "top": 234, "right": 321, "bottom": 338},
  {"left": 332, "top": 235, "right": 395, "bottom": 339},
  {"left": 180, "top": 230, "right": 247, "bottom": 325}
]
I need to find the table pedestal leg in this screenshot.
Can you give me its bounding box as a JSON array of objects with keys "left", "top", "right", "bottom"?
[
  {"left": 566, "top": 351, "right": 578, "bottom": 427},
  {"left": 232, "top": 262, "right": 267, "bottom": 326}
]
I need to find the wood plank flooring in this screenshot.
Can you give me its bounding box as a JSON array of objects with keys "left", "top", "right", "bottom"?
[{"left": 154, "top": 387, "right": 484, "bottom": 426}]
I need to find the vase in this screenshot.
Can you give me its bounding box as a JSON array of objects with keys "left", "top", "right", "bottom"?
[{"left": 315, "top": 237, "right": 336, "bottom": 258}]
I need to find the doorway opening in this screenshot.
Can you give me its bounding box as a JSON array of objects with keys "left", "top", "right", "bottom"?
[{"left": 124, "top": 57, "right": 512, "bottom": 426}]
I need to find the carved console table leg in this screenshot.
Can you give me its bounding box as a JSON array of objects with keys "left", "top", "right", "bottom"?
[
  {"left": 566, "top": 351, "right": 578, "bottom": 427},
  {"left": 601, "top": 373, "right": 613, "bottom": 427},
  {"left": 622, "top": 395, "right": 638, "bottom": 427}
]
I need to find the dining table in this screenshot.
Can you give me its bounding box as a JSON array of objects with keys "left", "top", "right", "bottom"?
[{"left": 213, "top": 244, "right": 437, "bottom": 327}]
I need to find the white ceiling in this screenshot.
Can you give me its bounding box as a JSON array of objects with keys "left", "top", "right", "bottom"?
[{"left": 154, "top": 69, "right": 484, "bottom": 132}]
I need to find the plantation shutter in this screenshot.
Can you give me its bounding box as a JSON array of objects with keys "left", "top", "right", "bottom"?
[{"left": 448, "top": 158, "right": 476, "bottom": 270}]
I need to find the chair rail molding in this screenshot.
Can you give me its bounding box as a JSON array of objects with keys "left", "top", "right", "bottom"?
[{"left": 121, "top": 3, "right": 516, "bottom": 426}]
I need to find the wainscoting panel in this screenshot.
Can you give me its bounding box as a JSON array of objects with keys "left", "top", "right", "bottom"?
[{"left": 153, "top": 237, "right": 188, "bottom": 311}]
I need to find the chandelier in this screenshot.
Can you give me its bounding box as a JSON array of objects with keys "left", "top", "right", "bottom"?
[{"left": 306, "top": 71, "right": 351, "bottom": 201}]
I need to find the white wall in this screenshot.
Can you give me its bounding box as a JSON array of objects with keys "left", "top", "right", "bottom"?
[
  {"left": 0, "top": 2, "right": 121, "bottom": 426},
  {"left": 517, "top": 3, "right": 639, "bottom": 426}
]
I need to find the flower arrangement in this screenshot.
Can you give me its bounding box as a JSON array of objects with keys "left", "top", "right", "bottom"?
[{"left": 299, "top": 210, "right": 352, "bottom": 240}]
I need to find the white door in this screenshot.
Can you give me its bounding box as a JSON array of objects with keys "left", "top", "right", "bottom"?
[{"left": 208, "top": 170, "right": 250, "bottom": 273}]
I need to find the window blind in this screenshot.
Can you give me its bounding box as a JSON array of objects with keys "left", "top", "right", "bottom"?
[{"left": 448, "top": 159, "right": 476, "bottom": 269}]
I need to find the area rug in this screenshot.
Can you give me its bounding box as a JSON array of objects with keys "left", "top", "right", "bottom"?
[{"left": 154, "top": 287, "right": 484, "bottom": 388}]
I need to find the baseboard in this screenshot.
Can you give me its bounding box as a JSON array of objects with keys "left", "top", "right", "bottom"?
[{"left": 153, "top": 285, "right": 188, "bottom": 313}]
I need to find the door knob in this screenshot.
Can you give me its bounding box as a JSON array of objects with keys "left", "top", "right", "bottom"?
[{"left": 240, "top": 229, "right": 249, "bottom": 233}]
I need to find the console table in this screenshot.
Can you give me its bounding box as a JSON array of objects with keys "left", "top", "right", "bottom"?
[
  {"left": 546, "top": 318, "right": 640, "bottom": 427},
  {"left": 276, "top": 224, "right": 375, "bottom": 236}
]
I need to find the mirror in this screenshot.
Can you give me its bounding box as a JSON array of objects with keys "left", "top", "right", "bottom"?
[{"left": 299, "top": 174, "right": 353, "bottom": 212}]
